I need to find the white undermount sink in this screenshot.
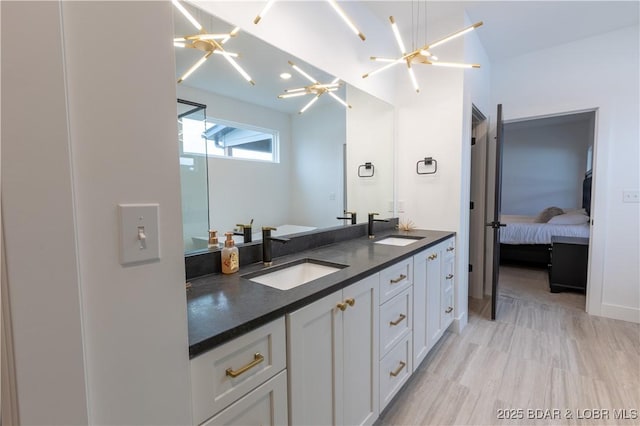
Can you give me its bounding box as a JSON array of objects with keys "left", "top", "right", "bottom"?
[
  {"left": 246, "top": 259, "right": 347, "bottom": 291},
  {"left": 374, "top": 236, "right": 424, "bottom": 246}
]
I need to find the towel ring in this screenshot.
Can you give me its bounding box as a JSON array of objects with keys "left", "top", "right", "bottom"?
[
  {"left": 358, "top": 162, "right": 375, "bottom": 178},
  {"left": 416, "top": 157, "right": 437, "bottom": 175}
]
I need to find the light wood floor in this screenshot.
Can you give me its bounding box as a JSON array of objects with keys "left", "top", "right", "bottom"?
[{"left": 377, "top": 265, "right": 640, "bottom": 425}]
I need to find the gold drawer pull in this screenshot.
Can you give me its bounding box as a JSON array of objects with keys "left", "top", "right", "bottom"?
[
  {"left": 337, "top": 302, "right": 348, "bottom": 311},
  {"left": 446, "top": 274, "right": 454, "bottom": 280},
  {"left": 389, "top": 313, "right": 406, "bottom": 326},
  {"left": 389, "top": 361, "right": 406, "bottom": 377},
  {"left": 445, "top": 307, "right": 453, "bottom": 314},
  {"left": 428, "top": 253, "right": 438, "bottom": 260},
  {"left": 390, "top": 274, "right": 407, "bottom": 284},
  {"left": 226, "top": 353, "right": 264, "bottom": 378},
  {"left": 446, "top": 246, "right": 455, "bottom": 252},
  {"left": 345, "top": 298, "right": 355, "bottom": 307}
]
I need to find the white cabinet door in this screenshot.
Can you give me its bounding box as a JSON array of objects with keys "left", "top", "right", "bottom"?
[
  {"left": 343, "top": 274, "right": 379, "bottom": 426},
  {"left": 202, "top": 370, "right": 288, "bottom": 426},
  {"left": 288, "top": 274, "right": 379, "bottom": 426},
  {"left": 287, "top": 291, "right": 343, "bottom": 426},
  {"left": 426, "top": 243, "right": 444, "bottom": 352}
]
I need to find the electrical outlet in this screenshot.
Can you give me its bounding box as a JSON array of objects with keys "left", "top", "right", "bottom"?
[{"left": 623, "top": 190, "right": 640, "bottom": 203}]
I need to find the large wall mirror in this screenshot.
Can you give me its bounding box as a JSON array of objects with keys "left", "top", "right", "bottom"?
[{"left": 174, "top": 2, "right": 395, "bottom": 254}]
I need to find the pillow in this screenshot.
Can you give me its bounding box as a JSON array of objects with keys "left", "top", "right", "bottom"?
[
  {"left": 548, "top": 213, "right": 590, "bottom": 225},
  {"left": 535, "top": 207, "right": 564, "bottom": 223}
]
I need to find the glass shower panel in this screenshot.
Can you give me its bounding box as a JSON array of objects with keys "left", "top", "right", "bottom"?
[{"left": 178, "top": 99, "right": 209, "bottom": 252}]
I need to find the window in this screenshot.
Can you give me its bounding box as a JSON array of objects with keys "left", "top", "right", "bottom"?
[{"left": 181, "top": 115, "right": 278, "bottom": 163}]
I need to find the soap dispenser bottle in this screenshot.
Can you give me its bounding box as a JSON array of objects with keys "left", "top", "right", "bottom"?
[
  {"left": 208, "top": 230, "right": 219, "bottom": 249},
  {"left": 221, "top": 232, "right": 239, "bottom": 274}
]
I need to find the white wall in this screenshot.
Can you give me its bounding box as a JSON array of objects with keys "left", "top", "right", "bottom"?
[
  {"left": 291, "top": 101, "right": 346, "bottom": 228},
  {"left": 346, "top": 86, "right": 395, "bottom": 222},
  {"left": 61, "top": 2, "right": 192, "bottom": 424},
  {"left": 395, "top": 11, "right": 491, "bottom": 331},
  {"left": 177, "top": 85, "right": 293, "bottom": 235},
  {"left": 502, "top": 120, "right": 592, "bottom": 215},
  {"left": 1, "top": 2, "right": 89, "bottom": 424},
  {"left": 490, "top": 25, "right": 640, "bottom": 322}
]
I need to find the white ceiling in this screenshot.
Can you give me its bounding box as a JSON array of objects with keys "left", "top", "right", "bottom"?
[
  {"left": 174, "top": 1, "right": 639, "bottom": 113},
  {"left": 365, "top": 1, "right": 639, "bottom": 62}
]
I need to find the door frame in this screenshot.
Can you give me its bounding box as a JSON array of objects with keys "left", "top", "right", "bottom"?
[
  {"left": 468, "top": 105, "right": 488, "bottom": 300},
  {"left": 482, "top": 107, "right": 598, "bottom": 312}
]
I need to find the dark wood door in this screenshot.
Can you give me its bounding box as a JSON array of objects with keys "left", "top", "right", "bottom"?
[{"left": 488, "top": 104, "right": 505, "bottom": 320}]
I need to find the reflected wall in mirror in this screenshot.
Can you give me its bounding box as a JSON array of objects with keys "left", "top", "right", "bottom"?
[
  {"left": 346, "top": 86, "right": 395, "bottom": 222},
  {"left": 174, "top": 2, "right": 394, "bottom": 255}
]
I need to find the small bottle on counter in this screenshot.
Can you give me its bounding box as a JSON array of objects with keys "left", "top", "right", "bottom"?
[
  {"left": 208, "top": 230, "right": 219, "bottom": 249},
  {"left": 221, "top": 232, "right": 239, "bottom": 274}
]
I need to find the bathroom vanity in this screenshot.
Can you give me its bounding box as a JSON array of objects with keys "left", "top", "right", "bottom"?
[{"left": 186, "top": 228, "right": 456, "bottom": 426}]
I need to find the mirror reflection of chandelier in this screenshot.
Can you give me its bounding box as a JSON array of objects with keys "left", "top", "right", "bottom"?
[
  {"left": 278, "top": 61, "right": 351, "bottom": 114},
  {"left": 172, "top": 0, "right": 254, "bottom": 85},
  {"left": 363, "top": 5, "right": 483, "bottom": 93},
  {"left": 254, "top": 0, "right": 366, "bottom": 41}
]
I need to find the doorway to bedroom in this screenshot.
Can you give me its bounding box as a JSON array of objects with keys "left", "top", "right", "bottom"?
[
  {"left": 498, "top": 110, "right": 595, "bottom": 313},
  {"left": 472, "top": 109, "right": 597, "bottom": 319}
]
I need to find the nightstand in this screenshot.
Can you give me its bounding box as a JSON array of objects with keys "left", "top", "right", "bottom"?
[{"left": 549, "top": 236, "right": 589, "bottom": 293}]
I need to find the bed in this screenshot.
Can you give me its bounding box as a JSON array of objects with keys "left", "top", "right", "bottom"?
[{"left": 499, "top": 172, "right": 592, "bottom": 266}]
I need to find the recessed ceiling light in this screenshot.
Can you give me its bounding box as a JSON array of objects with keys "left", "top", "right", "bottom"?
[{"left": 280, "top": 72, "right": 292, "bottom": 80}]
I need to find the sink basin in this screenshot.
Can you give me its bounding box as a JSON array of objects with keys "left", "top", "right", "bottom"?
[
  {"left": 245, "top": 258, "right": 347, "bottom": 291},
  {"left": 374, "top": 236, "right": 424, "bottom": 246}
]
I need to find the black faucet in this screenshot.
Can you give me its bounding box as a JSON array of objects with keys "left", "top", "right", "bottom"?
[
  {"left": 234, "top": 220, "right": 254, "bottom": 243},
  {"left": 368, "top": 213, "right": 389, "bottom": 239},
  {"left": 262, "top": 226, "right": 290, "bottom": 266},
  {"left": 337, "top": 211, "right": 357, "bottom": 225}
]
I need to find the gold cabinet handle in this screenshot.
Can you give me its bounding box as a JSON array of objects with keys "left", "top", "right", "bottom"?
[
  {"left": 446, "top": 246, "right": 455, "bottom": 252},
  {"left": 345, "top": 298, "right": 355, "bottom": 307},
  {"left": 428, "top": 253, "right": 438, "bottom": 260},
  {"left": 225, "top": 353, "right": 264, "bottom": 378},
  {"left": 389, "top": 313, "right": 406, "bottom": 326},
  {"left": 445, "top": 307, "right": 453, "bottom": 314},
  {"left": 389, "top": 361, "right": 406, "bottom": 377},
  {"left": 337, "top": 302, "right": 347, "bottom": 311},
  {"left": 390, "top": 274, "right": 407, "bottom": 284},
  {"left": 446, "top": 274, "right": 454, "bottom": 280}
]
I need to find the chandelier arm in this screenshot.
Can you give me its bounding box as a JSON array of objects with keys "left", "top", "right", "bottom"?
[
  {"left": 327, "top": 92, "right": 352, "bottom": 109},
  {"left": 299, "top": 94, "right": 321, "bottom": 114},
  {"left": 426, "top": 21, "right": 483, "bottom": 50},
  {"left": 254, "top": 0, "right": 277, "bottom": 24},
  {"left": 172, "top": 0, "right": 203, "bottom": 31},
  {"left": 177, "top": 51, "right": 212, "bottom": 83}
]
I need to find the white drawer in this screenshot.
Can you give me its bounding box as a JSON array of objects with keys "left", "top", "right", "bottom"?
[
  {"left": 379, "top": 258, "right": 413, "bottom": 304},
  {"left": 191, "top": 318, "right": 286, "bottom": 425},
  {"left": 379, "top": 288, "right": 412, "bottom": 358},
  {"left": 442, "top": 285, "right": 455, "bottom": 329},
  {"left": 201, "top": 370, "right": 288, "bottom": 426},
  {"left": 443, "top": 237, "right": 456, "bottom": 259},
  {"left": 379, "top": 332, "right": 412, "bottom": 411}
]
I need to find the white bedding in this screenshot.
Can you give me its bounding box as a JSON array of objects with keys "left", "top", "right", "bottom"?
[{"left": 500, "top": 215, "right": 590, "bottom": 245}]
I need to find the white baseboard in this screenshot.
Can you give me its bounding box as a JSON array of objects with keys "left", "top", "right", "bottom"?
[{"left": 599, "top": 303, "right": 640, "bottom": 324}]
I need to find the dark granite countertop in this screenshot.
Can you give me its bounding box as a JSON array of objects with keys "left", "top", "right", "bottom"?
[{"left": 187, "top": 228, "right": 454, "bottom": 358}]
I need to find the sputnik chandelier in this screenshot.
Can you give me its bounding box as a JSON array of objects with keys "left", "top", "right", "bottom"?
[
  {"left": 254, "top": 0, "right": 366, "bottom": 41},
  {"left": 363, "top": 12, "right": 483, "bottom": 93},
  {"left": 172, "top": 0, "right": 254, "bottom": 85},
  {"left": 278, "top": 61, "right": 351, "bottom": 114}
]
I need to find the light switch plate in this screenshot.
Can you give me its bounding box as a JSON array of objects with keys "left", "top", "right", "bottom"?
[{"left": 118, "top": 203, "right": 160, "bottom": 265}]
